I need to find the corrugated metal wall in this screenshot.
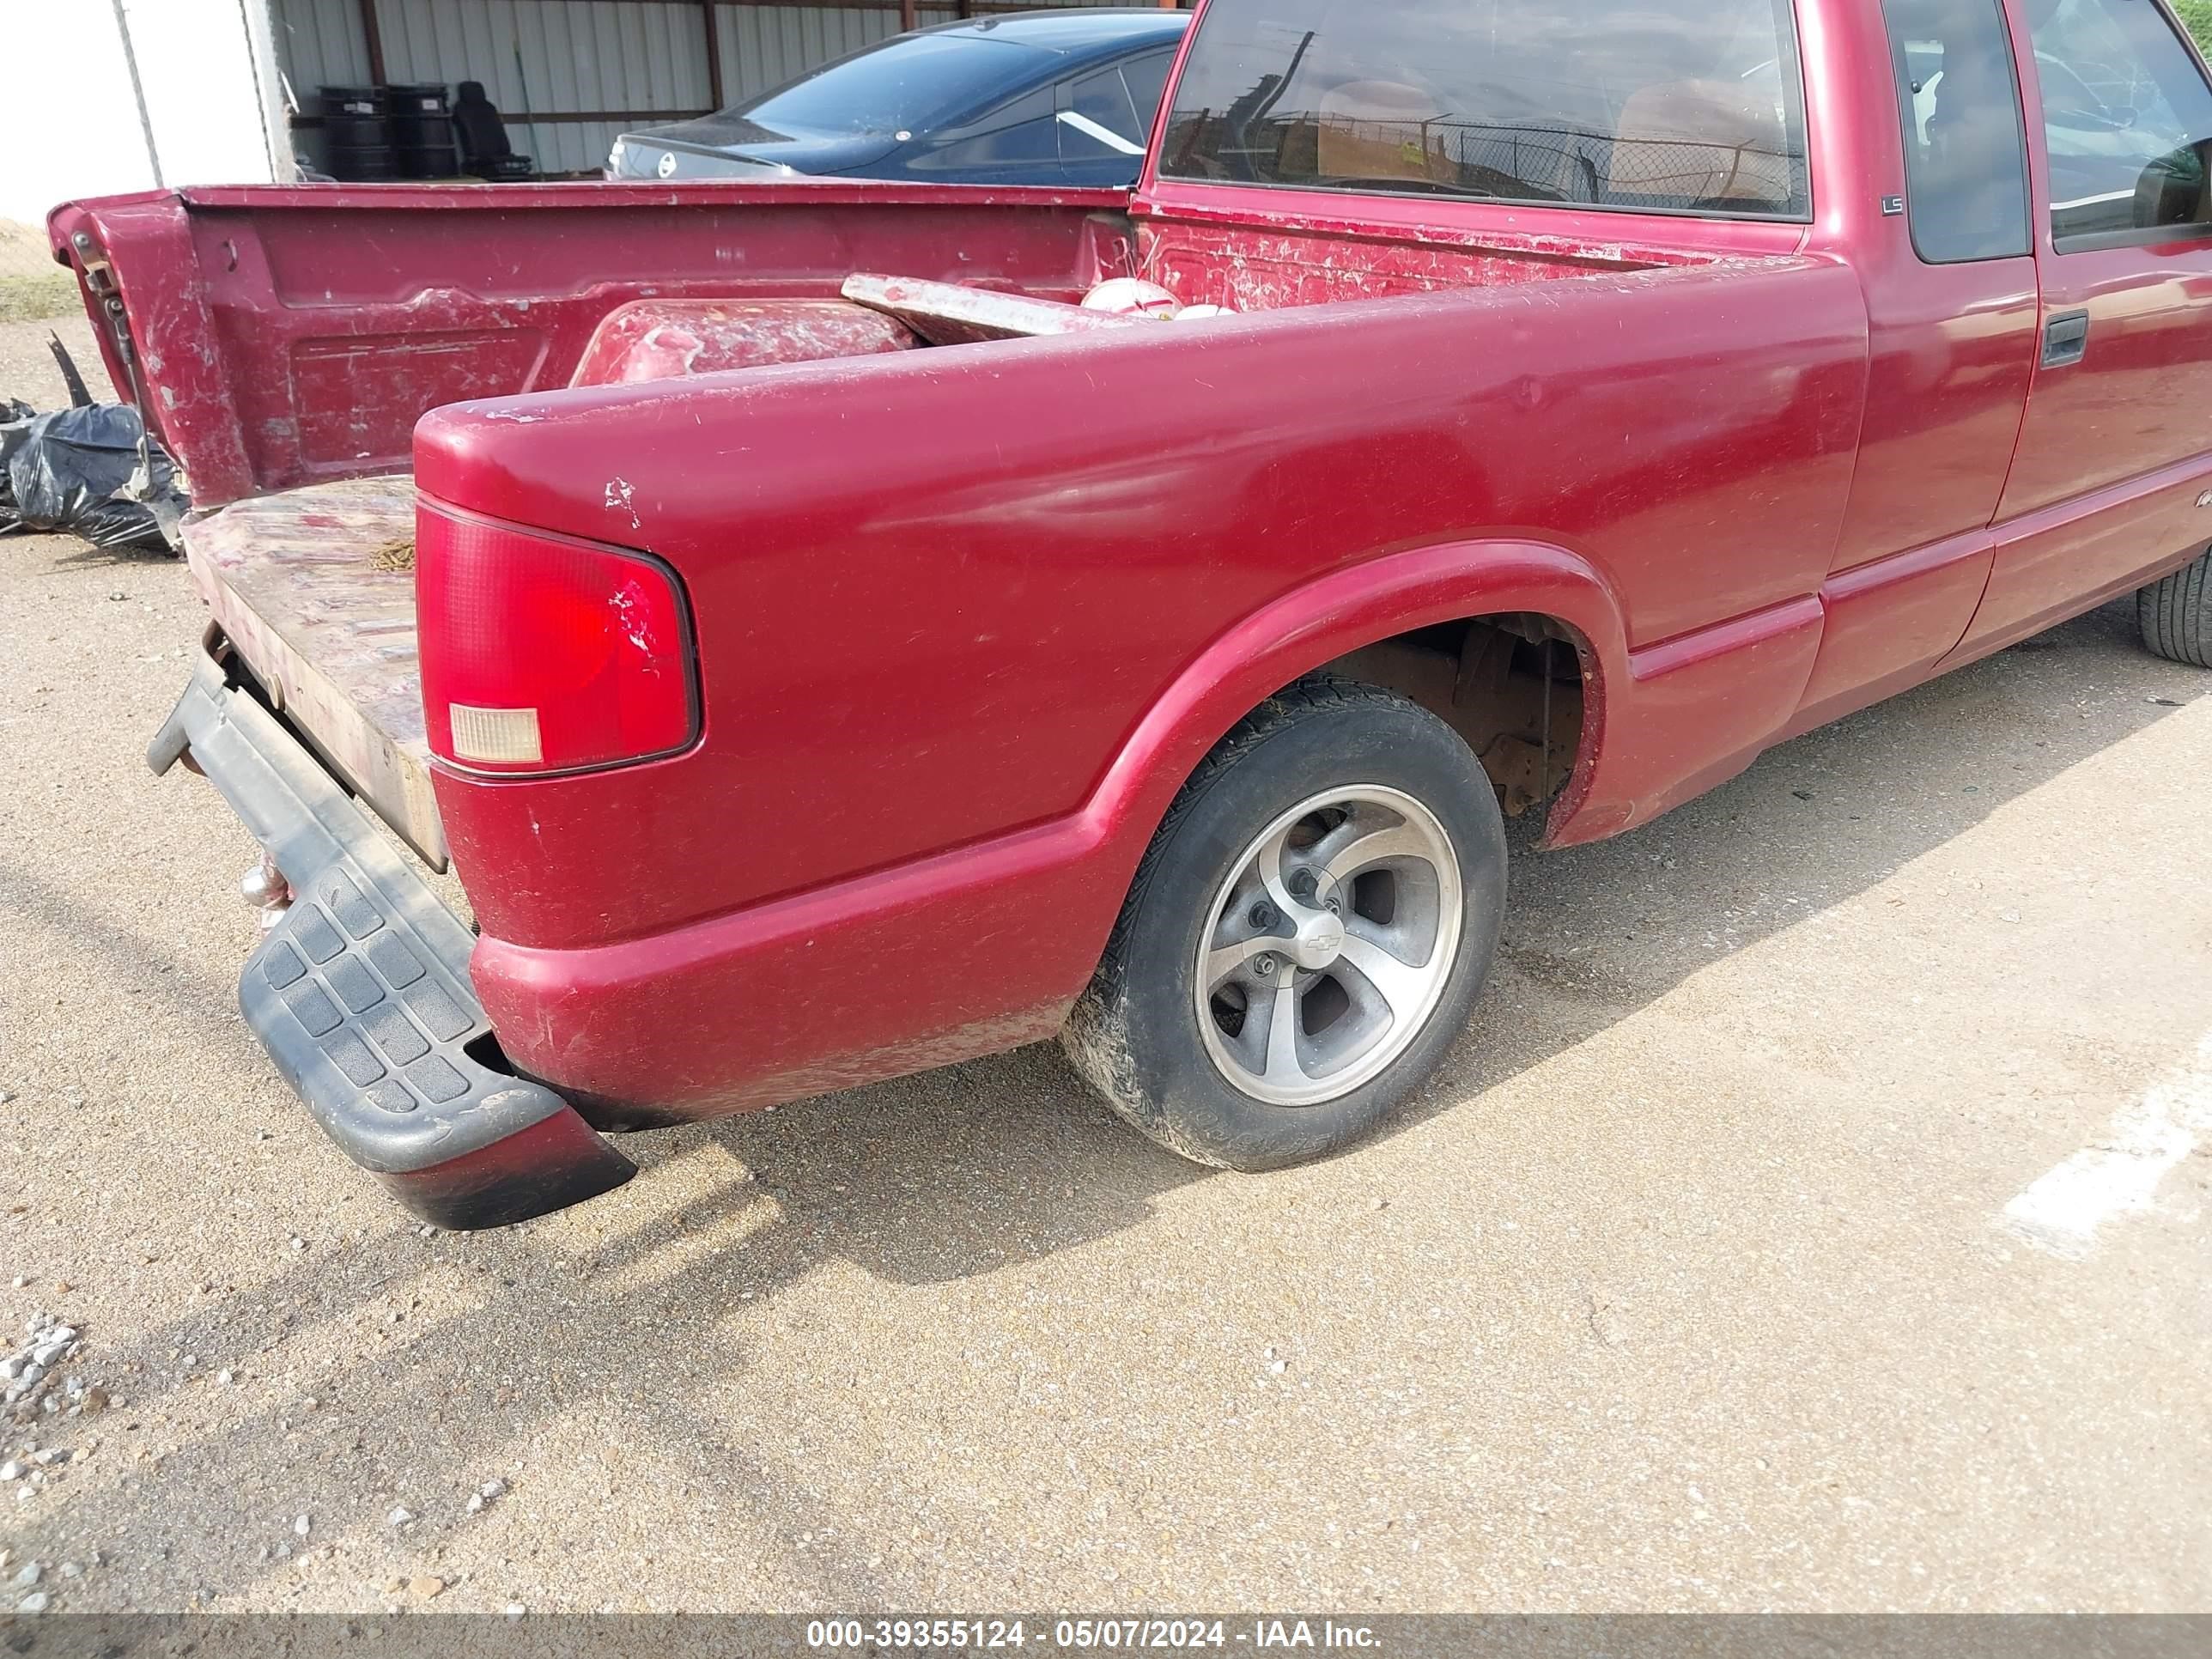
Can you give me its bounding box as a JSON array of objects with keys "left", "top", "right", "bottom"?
[{"left": 270, "top": 0, "right": 1115, "bottom": 177}]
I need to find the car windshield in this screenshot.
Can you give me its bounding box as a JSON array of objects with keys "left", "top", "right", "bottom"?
[{"left": 734, "top": 33, "right": 1050, "bottom": 137}]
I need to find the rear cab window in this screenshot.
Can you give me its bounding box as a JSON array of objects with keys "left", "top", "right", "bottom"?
[{"left": 1158, "top": 0, "right": 1811, "bottom": 219}]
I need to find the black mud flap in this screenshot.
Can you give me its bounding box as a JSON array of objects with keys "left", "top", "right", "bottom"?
[{"left": 149, "top": 651, "right": 635, "bottom": 1229}]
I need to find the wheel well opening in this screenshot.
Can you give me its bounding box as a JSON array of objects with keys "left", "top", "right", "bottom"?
[{"left": 1321, "top": 615, "right": 1588, "bottom": 818}]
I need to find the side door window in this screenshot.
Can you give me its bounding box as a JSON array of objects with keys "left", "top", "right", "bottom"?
[
  {"left": 2026, "top": 0, "right": 2212, "bottom": 247},
  {"left": 1057, "top": 64, "right": 1152, "bottom": 162},
  {"left": 1121, "top": 48, "right": 1178, "bottom": 138},
  {"left": 1878, "top": 0, "right": 2033, "bottom": 262}
]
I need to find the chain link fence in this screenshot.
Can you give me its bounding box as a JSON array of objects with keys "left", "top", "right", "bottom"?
[
  {"left": 1306, "top": 116, "right": 1799, "bottom": 211},
  {"left": 1, "top": 220, "right": 78, "bottom": 326},
  {"left": 1179, "top": 111, "right": 1802, "bottom": 214}
]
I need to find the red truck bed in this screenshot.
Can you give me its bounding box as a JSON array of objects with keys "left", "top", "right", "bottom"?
[{"left": 104, "top": 179, "right": 1723, "bottom": 870}]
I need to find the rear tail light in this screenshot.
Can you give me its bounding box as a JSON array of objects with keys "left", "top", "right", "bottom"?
[{"left": 416, "top": 501, "right": 699, "bottom": 775}]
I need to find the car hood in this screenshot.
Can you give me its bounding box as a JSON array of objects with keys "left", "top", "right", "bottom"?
[{"left": 610, "top": 119, "right": 902, "bottom": 180}]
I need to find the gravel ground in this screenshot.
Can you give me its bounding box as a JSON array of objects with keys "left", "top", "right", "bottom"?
[
  {"left": 0, "top": 308, "right": 96, "bottom": 410},
  {"left": 1, "top": 312, "right": 2209, "bottom": 1616}
]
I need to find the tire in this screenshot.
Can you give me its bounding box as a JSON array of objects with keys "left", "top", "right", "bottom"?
[
  {"left": 1062, "top": 675, "right": 1507, "bottom": 1171},
  {"left": 2139, "top": 549, "right": 2211, "bottom": 667}
]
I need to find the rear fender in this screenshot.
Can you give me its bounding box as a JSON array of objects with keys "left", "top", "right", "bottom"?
[{"left": 1077, "top": 537, "right": 1629, "bottom": 872}]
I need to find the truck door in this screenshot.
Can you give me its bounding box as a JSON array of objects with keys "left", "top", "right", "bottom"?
[
  {"left": 1961, "top": 0, "right": 2212, "bottom": 652},
  {"left": 1793, "top": 0, "right": 2042, "bottom": 729}
]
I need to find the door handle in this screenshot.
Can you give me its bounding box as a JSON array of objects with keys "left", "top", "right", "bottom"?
[{"left": 2042, "top": 310, "right": 2091, "bottom": 368}]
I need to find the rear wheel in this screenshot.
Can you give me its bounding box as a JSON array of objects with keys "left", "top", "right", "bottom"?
[
  {"left": 1062, "top": 676, "right": 1507, "bottom": 1171},
  {"left": 2139, "top": 549, "right": 2211, "bottom": 667}
]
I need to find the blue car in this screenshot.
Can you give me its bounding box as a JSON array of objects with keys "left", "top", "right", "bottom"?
[{"left": 607, "top": 9, "right": 1189, "bottom": 189}]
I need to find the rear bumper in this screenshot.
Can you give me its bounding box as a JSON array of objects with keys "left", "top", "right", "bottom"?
[{"left": 149, "top": 650, "right": 635, "bottom": 1229}]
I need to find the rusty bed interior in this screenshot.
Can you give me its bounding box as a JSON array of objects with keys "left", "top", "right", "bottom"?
[{"left": 183, "top": 476, "right": 443, "bottom": 864}]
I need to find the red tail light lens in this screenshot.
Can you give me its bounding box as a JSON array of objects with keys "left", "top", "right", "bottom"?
[{"left": 416, "top": 501, "right": 698, "bottom": 775}]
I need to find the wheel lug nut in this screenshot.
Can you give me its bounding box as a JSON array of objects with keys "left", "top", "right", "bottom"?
[
  {"left": 1249, "top": 902, "right": 1275, "bottom": 928},
  {"left": 1251, "top": 955, "right": 1278, "bottom": 978}
]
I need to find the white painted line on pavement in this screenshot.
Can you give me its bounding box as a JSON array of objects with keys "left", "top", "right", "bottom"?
[{"left": 2001, "top": 1030, "right": 2212, "bottom": 1260}]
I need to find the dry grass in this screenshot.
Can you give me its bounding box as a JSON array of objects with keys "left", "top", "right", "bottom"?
[
  {"left": 0, "top": 221, "right": 76, "bottom": 325},
  {"left": 0, "top": 276, "right": 78, "bottom": 326}
]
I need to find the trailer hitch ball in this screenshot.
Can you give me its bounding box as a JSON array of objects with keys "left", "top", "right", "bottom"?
[{"left": 240, "top": 854, "right": 293, "bottom": 926}]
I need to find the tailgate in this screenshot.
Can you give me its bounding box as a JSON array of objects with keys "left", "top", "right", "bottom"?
[{"left": 180, "top": 475, "right": 443, "bottom": 866}]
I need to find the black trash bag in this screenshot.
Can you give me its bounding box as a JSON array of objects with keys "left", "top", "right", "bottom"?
[{"left": 0, "top": 401, "right": 187, "bottom": 551}]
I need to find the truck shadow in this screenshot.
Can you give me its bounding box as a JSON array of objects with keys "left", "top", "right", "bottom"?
[{"left": 44, "top": 541, "right": 182, "bottom": 572}]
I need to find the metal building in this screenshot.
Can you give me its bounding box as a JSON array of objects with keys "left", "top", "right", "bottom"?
[
  {"left": 0, "top": 2, "right": 1182, "bottom": 231},
  {"left": 270, "top": 1, "right": 1166, "bottom": 179},
  {"left": 0, "top": 0, "right": 286, "bottom": 226}
]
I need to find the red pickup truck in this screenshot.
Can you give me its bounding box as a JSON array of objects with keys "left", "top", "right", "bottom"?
[{"left": 52, "top": 0, "right": 2212, "bottom": 1227}]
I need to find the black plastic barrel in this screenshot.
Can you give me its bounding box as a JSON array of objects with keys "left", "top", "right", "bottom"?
[
  {"left": 319, "top": 85, "right": 396, "bottom": 180},
  {"left": 386, "top": 82, "right": 459, "bottom": 179}
]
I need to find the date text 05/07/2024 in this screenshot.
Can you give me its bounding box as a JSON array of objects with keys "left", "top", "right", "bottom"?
[{"left": 805, "top": 1618, "right": 1383, "bottom": 1650}]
